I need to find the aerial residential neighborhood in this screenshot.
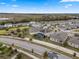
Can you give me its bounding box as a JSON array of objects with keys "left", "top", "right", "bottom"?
[
  {"left": 0, "top": 0, "right": 79, "bottom": 59},
  {"left": 0, "top": 15, "right": 79, "bottom": 59}
]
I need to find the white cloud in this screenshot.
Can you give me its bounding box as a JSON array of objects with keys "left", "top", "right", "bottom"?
[
  {"left": 64, "top": 4, "right": 72, "bottom": 8},
  {"left": 61, "top": 0, "right": 79, "bottom": 2},
  {"left": 12, "top": 5, "right": 19, "bottom": 7},
  {"left": 12, "top": 0, "right": 16, "bottom": 1},
  {"left": 0, "top": 2, "right": 6, "bottom": 5}
]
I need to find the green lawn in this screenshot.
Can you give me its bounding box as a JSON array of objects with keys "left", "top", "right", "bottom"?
[
  {"left": 73, "top": 29, "right": 79, "bottom": 32},
  {"left": 0, "top": 43, "right": 17, "bottom": 59},
  {"left": 0, "top": 30, "right": 7, "bottom": 35},
  {"left": 9, "top": 26, "right": 29, "bottom": 31},
  {"left": 0, "top": 26, "right": 30, "bottom": 35}
]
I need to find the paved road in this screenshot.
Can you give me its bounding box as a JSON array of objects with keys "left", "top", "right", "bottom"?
[
  {"left": 29, "top": 38, "right": 79, "bottom": 57},
  {"left": 0, "top": 37, "right": 71, "bottom": 59},
  {"left": 11, "top": 53, "right": 18, "bottom": 59},
  {"left": 17, "top": 49, "right": 39, "bottom": 59}
]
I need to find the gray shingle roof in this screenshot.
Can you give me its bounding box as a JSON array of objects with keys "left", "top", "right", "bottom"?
[
  {"left": 50, "top": 32, "right": 68, "bottom": 43},
  {"left": 68, "top": 37, "right": 79, "bottom": 45},
  {"left": 48, "top": 52, "right": 58, "bottom": 59}
]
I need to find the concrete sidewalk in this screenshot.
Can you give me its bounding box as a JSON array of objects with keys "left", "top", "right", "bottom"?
[
  {"left": 25, "top": 38, "right": 79, "bottom": 57},
  {"left": 17, "top": 49, "right": 39, "bottom": 59},
  {"left": 11, "top": 53, "right": 19, "bottom": 59}
]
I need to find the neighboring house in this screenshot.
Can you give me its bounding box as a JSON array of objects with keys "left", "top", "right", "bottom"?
[
  {"left": 50, "top": 32, "right": 68, "bottom": 44},
  {"left": 42, "top": 25, "right": 53, "bottom": 33},
  {"left": 0, "top": 25, "right": 5, "bottom": 29},
  {"left": 33, "top": 32, "right": 45, "bottom": 40},
  {"left": 0, "top": 18, "right": 10, "bottom": 21},
  {"left": 58, "top": 22, "right": 77, "bottom": 30},
  {"left": 29, "top": 24, "right": 42, "bottom": 34},
  {"left": 4, "top": 24, "right": 13, "bottom": 28},
  {"left": 68, "top": 37, "right": 79, "bottom": 48},
  {"left": 14, "top": 23, "right": 29, "bottom": 27},
  {"left": 48, "top": 52, "right": 58, "bottom": 59}
]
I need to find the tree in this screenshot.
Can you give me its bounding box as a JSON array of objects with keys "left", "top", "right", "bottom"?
[
  {"left": 29, "top": 38, "right": 33, "bottom": 42},
  {"left": 14, "top": 49, "right": 17, "bottom": 53},
  {"left": 73, "top": 53, "right": 76, "bottom": 57},
  {"left": 8, "top": 46, "right": 12, "bottom": 50},
  {"left": 5, "top": 28, "right": 9, "bottom": 31},
  {"left": 23, "top": 28, "right": 28, "bottom": 32},
  {"left": 17, "top": 53, "right": 22, "bottom": 59},
  {"left": 31, "top": 49, "right": 34, "bottom": 53},
  {"left": 63, "top": 36, "right": 70, "bottom": 46},
  {"left": 17, "top": 33, "right": 22, "bottom": 37},
  {"left": 43, "top": 51, "right": 48, "bottom": 59},
  {"left": 16, "top": 28, "right": 21, "bottom": 32},
  {"left": 10, "top": 30, "right": 15, "bottom": 35}
]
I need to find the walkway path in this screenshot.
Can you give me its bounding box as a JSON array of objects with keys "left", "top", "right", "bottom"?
[
  {"left": 11, "top": 53, "right": 19, "bottom": 59},
  {"left": 25, "top": 38, "right": 79, "bottom": 57}
]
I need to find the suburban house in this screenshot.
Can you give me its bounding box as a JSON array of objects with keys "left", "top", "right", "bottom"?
[
  {"left": 48, "top": 52, "right": 58, "bottom": 59},
  {"left": 4, "top": 24, "right": 13, "bottom": 28},
  {"left": 33, "top": 32, "right": 45, "bottom": 40},
  {"left": 29, "top": 25, "right": 42, "bottom": 34},
  {"left": 49, "top": 32, "right": 68, "bottom": 44},
  {"left": 68, "top": 37, "right": 79, "bottom": 48},
  {"left": 0, "top": 24, "right": 13, "bottom": 29},
  {"left": 42, "top": 25, "right": 53, "bottom": 33},
  {"left": 0, "top": 18, "right": 10, "bottom": 21},
  {"left": 0, "top": 25, "right": 5, "bottom": 29}
]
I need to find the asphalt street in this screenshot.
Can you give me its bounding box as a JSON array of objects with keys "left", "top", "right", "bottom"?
[{"left": 0, "top": 37, "right": 72, "bottom": 59}]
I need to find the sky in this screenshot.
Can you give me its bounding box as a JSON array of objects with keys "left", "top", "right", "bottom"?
[{"left": 0, "top": 0, "right": 79, "bottom": 13}]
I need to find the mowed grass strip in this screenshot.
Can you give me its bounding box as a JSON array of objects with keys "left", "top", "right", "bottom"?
[
  {"left": 0, "top": 26, "right": 30, "bottom": 35},
  {"left": 0, "top": 30, "right": 7, "bottom": 35}
]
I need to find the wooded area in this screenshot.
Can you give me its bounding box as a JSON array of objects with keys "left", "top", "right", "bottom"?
[{"left": 0, "top": 13, "right": 79, "bottom": 24}]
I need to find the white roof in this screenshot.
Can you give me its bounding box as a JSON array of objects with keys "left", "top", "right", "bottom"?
[{"left": 0, "top": 18, "right": 10, "bottom": 20}]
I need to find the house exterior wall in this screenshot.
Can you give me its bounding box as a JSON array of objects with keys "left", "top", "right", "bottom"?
[
  {"left": 50, "top": 38, "right": 58, "bottom": 43},
  {"left": 68, "top": 42, "right": 79, "bottom": 48},
  {"left": 50, "top": 38, "right": 63, "bottom": 44}
]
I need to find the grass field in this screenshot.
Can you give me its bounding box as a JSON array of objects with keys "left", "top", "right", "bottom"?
[
  {"left": 9, "top": 26, "right": 29, "bottom": 30},
  {"left": 0, "top": 43, "right": 14, "bottom": 59},
  {"left": 73, "top": 29, "right": 79, "bottom": 32},
  {"left": 0, "top": 30, "right": 7, "bottom": 35},
  {"left": 0, "top": 26, "right": 30, "bottom": 35}
]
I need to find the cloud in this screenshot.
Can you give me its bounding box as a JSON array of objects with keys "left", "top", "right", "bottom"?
[
  {"left": 0, "top": 2, "right": 6, "bottom": 5},
  {"left": 64, "top": 4, "right": 72, "bottom": 8},
  {"left": 61, "top": 0, "right": 79, "bottom": 2},
  {"left": 12, "top": 0, "right": 16, "bottom": 1},
  {"left": 12, "top": 5, "right": 19, "bottom": 7}
]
